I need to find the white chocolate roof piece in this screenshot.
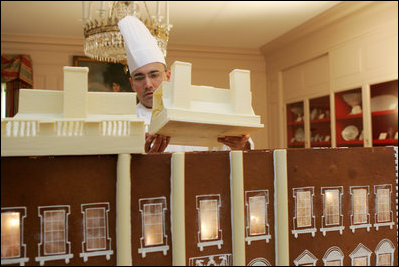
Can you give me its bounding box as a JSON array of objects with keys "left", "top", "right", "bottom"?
[
  {"left": 1, "top": 66, "right": 145, "bottom": 156},
  {"left": 149, "top": 61, "right": 264, "bottom": 147}
]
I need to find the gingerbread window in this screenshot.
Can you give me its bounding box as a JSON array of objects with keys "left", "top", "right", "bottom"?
[
  {"left": 196, "top": 194, "right": 223, "bottom": 251},
  {"left": 375, "top": 239, "right": 395, "bottom": 266},
  {"left": 320, "top": 187, "right": 344, "bottom": 236},
  {"left": 80, "top": 203, "right": 113, "bottom": 262},
  {"left": 35, "top": 205, "right": 73, "bottom": 265},
  {"left": 293, "top": 249, "right": 318, "bottom": 266},
  {"left": 322, "top": 246, "right": 344, "bottom": 266},
  {"left": 373, "top": 184, "right": 394, "bottom": 230},
  {"left": 138, "top": 197, "right": 169, "bottom": 258},
  {"left": 245, "top": 190, "right": 271, "bottom": 245},
  {"left": 349, "top": 186, "right": 371, "bottom": 233},
  {"left": 292, "top": 187, "right": 316, "bottom": 238},
  {"left": 1, "top": 207, "right": 29, "bottom": 265},
  {"left": 349, "top": 243, "right": 371, "bottom": 266}
]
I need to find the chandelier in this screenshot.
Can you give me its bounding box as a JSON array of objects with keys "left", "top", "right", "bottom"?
[{"left": 82, "top": 1, "right": 172, "bottom": 63}]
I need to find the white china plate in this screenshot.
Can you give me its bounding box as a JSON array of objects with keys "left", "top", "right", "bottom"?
[
  {"left": 371, "top": 94, "right": 398, "bottom": 112},
  {"left": 341, "top": 125, "right": 359, "bottom": 141},
  {"left": 294, "top": 128, "right": 305, "bottom": 142}
]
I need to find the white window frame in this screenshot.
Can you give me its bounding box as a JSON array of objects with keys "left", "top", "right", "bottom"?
[
  {"left": 322, "top": 246, "right": 344, "bottom": 266},
  {"left": 1, "top": 207, "right": 29, "bottom": 266},
  {"left": 247, "top": 257, "right": 271, "bottom": 266},
  {"left": 375, "top": 239, "right": 395, "bottom": 266},
  {"left": 245, "top": 190, "right": 271, "bottom": 245},
  {"left": 349, "top": 243, "right": 372, "bottom": 266},
  {"left": 292, "top": 187, "right": 316, "bottom": 238},
  {"left": 196, "top": 194, "right": 223, "bottom": 251},
  {"left": 293, "top": 249, "right": 318, "bottom": 266},
  {"left": 188, "top": 253, "right": 232, "bottom": 266},
  {"left": 373, "top": 184, "right": 394, "bottom": 230},
  {"left": 320, "top": 186, "right": 344, "bottom": 236},
  {"left": 79, "top": 202, "right": 113, "bottom": 262},
  {"left": 138, "top": 197, "right": 169, "bottom": 258},
  {"left": 349, "top": 186, "right": 371, "bottom": 233},
  {"left": 35, "top": 205, "right": 73, "bottom": 265}
]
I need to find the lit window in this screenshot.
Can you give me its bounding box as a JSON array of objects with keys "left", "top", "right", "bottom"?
[
  {"left": 245, "top": 190, "right": 271, "bottom": 245},
  {"left": 353, "top": 256, "right": 367, "bottom": 266},
  {"left": 377, "top": 254, "right": 391, "bottom": 266},
  {"left": 138, "top": 197, "right": 169, "bottom": 258},
  {"left": 375, "top": 239, "right": 395, "bottom": 266},
  {"left": 144, "top": 203, "right": 164, "bottom": 245},
  {"left": 196, "top": 194, "right": 223, "bottom": 251},
  {"left": 373, "top": 185, "right": 394, "bottom": 231},
  {"left": 1, "top": 212, "right": 20, "bottom": 258},
  {"left": 320, "top": 187, "right": 344, "bottom": 236},
  {"left": 349, "top": 186, "right": 371, "bottom": 233},
  {"left": 80, "top": 203, "right": 113, "bottom": 262},
  {"left": 1, "top": 207, "right": 28, "bottom": 265},
  {"left": 326, "top": 260, "right": 341, "bottom": 266},
  {"left": 44, "top": 210, "right": 66, "bottom": 255},
  {"left": 292, "top": 187, "right": 316, "bottom": 238},
  {"left": 297, "top": 191, "right": 311, "bottom": 227},
  {"left": 200, "top": 199, "right": 219, "bottom": 240},
  {"left": 36, "top": 205, "right": 73, "bottom": 265},
  {"left": 353, "top": 189, "right": 367, "bottom": 224}
]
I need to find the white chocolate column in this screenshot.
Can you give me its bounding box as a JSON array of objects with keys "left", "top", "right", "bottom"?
[
  {"left": 273, "top": 149, "right": 289, "bottom": 265},
  {"left": 171, "top": 152, "right": 186, "bottom": 265},
  {"left": 116, "top": 153, "right": 132, "bottom": 265},
  {"left": 230, "top": 151, "right": 246, "bottom": 266},
  {"left": 170, "top": 61, "right": 191, "bottom": 109},
  {"left": 63, "top": 66, "right": 88, "bottom": 118},
  {"left": 229, "top": 69, "right": 253, "bottom": 115}
]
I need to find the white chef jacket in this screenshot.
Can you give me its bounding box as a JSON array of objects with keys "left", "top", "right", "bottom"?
[{"left": 136, "top": 102, "right": 253, "bottom": 153}]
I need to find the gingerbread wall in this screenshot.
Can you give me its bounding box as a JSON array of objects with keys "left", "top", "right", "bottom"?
[
  {"left": 1, "top": 155, "right": 117, "bottom": 266},
  {"left": 243, "top": 150, "right": 276, "bottom": 265},
  {"left": 184, "top": 151, "right": 233, "bottom": 265},
  {"left": 130, "top": 153, "right": 173, "bottom": 266},
  {"left": 286, "top": 147, "right": 398, "bottom": 266}
]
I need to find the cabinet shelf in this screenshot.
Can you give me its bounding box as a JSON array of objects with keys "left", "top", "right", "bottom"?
[
  {"left": 287, "top": 121, "right": 304, "bottom": 126},
  {"left": 288, "top": 142, "right": 305, "bottom": 147},
  {"left": 311, "top": 141, "right": 332, "bottom": 146},
  {"left": 336, "top": 113, "right": 363, "bottom": 120},
  {"left": 373, "top": 139, "right": 398, "bottom": 145},
  {"left": 337, "top": 140, "right": 364, "bottom": 145},
  {"left": 371, "top": 109, "right": 398, "bottom": 117},
  {"left": 310, "top": 118, "right": 331, "bottom": 124}
]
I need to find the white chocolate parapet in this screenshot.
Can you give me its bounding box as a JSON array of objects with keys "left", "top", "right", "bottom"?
[
  {"left": 149, "top": 61, "right": 264, "bottom": 147},
  {"left": 1, "top": 66, "right": 145, "bottom": 156}
]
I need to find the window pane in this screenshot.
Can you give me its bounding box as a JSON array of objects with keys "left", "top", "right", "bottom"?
[
  {"left": 86, "top": 208, "right": 106, "bottom": 250},
  {"left": 326, "top": 260, "right": 341, "bottom": 266},
  {"left": 353, "top": 189, "right": 367, "bottom": 224},
  {"left": 1, "top": 212, "right": 20, "bottom": 258},
  {"left": 378, "top": 253, "right": 391, "bottom": 266},
  {"left": 297, "top": 191, "right": 311, "bottom": 227},
  {"left": 200, "top": 199, "right": 219, "bottom": 240},
  {"left": 353, "top": 256, "right": 367, "bottom": 266},
  {"left": 249, "top": 196, "right": 266, "bottom": 235},
  {"left": 44, "top": 210, "right": 66, "bottom": 255},
  {"left": 325, "top": 190, "right": 340, "bottom": 225},
  {"left": 143, "top": 203, "right": 163, "bottom": 246},
  {"left": 377, "top": 189, "right": 390, "bottom": 223}
]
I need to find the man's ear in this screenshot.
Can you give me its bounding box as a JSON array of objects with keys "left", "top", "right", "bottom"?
[
  {"left": 128, "top": 77, "right": 136, "bottom": 92},
  {"left": 166, "top": 70, "right": 171, "bottom": 82}
]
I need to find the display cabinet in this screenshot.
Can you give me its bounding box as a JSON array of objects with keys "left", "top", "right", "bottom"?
[
  {"left": 370, "top": 80, "right": 398, "bottom": 146},
  {"left": 286, "top": 101, "right": 305, "bottom": 148},
  {"left": 334, "top": 88, "right": 364, "bottom": 147},
  {"left": 309, "top": 95, "right": 331, "bottom": 147}
]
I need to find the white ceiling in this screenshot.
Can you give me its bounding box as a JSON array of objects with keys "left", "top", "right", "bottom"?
[{"left": 1, "top": 1, "right": 341, "bottom": 49}]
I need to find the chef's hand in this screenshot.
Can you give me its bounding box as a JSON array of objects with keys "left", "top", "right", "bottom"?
[
  {"left": 145, "top": 133, "right": 170, "bottom": 153},
  {"left": 217, "top": 134, "right": 251, "bottom": 150}
]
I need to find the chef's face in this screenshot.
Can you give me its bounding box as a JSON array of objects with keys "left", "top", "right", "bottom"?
[{"left": 129, "top": 62, "right": 170, "bottom": 108}]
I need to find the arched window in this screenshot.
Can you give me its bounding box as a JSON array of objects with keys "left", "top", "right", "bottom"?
[
  {"left": 322, "top": 246, "right": 344, "bottom": 266},
  {"left": 294, "top": 250, "right": 317, "bottom": 266},
  {"left": 349, "top": 243, "right": 372, "bottom": 266}
]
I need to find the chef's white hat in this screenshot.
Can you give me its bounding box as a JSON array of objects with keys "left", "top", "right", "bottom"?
[{"left": 118, "top": 16, "right": 166, "bottom": 74}]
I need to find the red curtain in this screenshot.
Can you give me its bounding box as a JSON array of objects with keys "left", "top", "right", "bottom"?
[{"left": 1, "top": 54, "right": 33, "bottom": 117}]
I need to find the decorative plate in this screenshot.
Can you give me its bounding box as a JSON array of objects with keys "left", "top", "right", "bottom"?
[
  {"left": 341, "top": 125, "right": 359, "bottom": 141},
  {"left": 371, "top": 94, "right": 398, "bottom": 112},
  {"left": 294, "top": 128, "right": 305, "bottom": 142}
]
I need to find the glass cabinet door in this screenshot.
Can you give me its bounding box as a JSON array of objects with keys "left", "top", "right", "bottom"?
[
  {"left": 309, "top": 95, "right": 331, "bottom": 147},
  {"left": 286, "top": 101, "right": 305, "bottom": 148}
]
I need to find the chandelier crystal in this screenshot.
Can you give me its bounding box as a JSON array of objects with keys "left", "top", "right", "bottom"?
[{"left": 82, "top": 1, "right": 172, "bottom": 63}]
